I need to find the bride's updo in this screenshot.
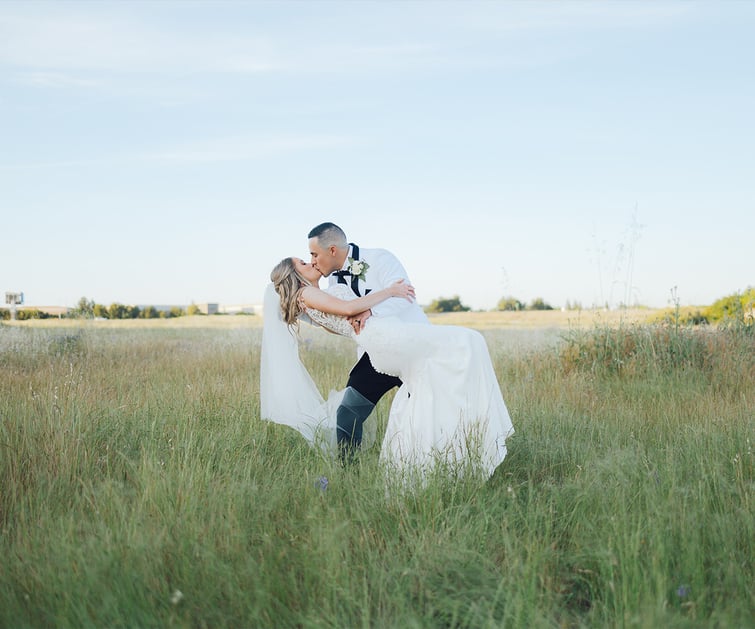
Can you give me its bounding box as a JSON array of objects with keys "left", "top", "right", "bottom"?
[{"left": 270, "top": 257, "right": 312, "bottom": 325}]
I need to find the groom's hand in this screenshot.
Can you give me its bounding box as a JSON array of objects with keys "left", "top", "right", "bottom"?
[{"left": 348, "top": 309, "right": 372, "bottom": 335}]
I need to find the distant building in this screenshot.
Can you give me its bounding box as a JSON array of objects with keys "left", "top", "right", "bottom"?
[
  {"left": 137, "top": 303, "right": 259, "bottom": 315},
  {"left": 218, "top": 303, "right": 262, "bottom": 315},
  {"left": 34, "top": 306, "right": 70, "bottom": 317},
  {"left": 138, "top": 305, "right": 184, "bottom": 313},
  {"left": 196, "top": 303, "right": 219, "bottom": 315}
]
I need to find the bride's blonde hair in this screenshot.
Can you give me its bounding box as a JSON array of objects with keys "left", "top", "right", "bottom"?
[{"left": 270, "top": 258, "right": 313, "bottom": 326}]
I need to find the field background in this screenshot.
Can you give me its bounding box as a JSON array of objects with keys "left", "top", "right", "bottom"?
[{"left": 1, "top": 311, "right": 752, "bottom": 628}]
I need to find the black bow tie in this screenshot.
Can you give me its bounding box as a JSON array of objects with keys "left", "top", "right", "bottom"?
[{"left": 333, "top": 270, "right": 352, "bottom": 284}]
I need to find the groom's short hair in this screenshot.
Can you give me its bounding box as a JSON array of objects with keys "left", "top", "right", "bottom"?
[{"left": 308, "top": 222, "right": 348, "bottom": 249}]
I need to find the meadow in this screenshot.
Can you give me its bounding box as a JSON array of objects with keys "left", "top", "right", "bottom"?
[{"left": 0, "top": 312, "right": 752, "bottom": 628}]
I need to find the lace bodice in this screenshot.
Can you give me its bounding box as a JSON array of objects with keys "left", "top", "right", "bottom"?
[
  {"left": 302, "top": 284, "right": 358, "bottom": 339},
  {"left": 301, "top": 284, "right": 407, "bottom": 378}
]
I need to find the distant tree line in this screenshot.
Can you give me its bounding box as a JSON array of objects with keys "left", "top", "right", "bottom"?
[
  {"left": 663, "top": 287, "right": 755, "bottom": 326},
  {"left": 68, "top": 297, "right": 199, "bottom": 319},
  {"left": 424, "top": 296, "right": 470, "bottom": 313},
  {"left": 705, "top": 287, "right": 755, "bottom": 322},
  {"left": 0, "top": 308, "right": 53, "bottom": 320},
  {"left": 5, "top": 288, "right": 751, "bottom": 323},
  {"left": 496, "top": 296, "right": 556, "bottom": 311},
  {"left": 424, "top": 295, "right": 560, "bottom": 313}
]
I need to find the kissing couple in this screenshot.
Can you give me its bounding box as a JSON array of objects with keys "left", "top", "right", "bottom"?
[{"left": 261, "top": 222, "right": 514, "bottom": 480}]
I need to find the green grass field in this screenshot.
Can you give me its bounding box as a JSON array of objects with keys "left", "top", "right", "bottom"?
[{"left": 1, "top": 314, "right": 752, "bottom": 628}]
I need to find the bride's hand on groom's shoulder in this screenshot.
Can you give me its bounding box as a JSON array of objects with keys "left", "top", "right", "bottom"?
[{"left": 390, "top": 279, "right": 416, "bottom": 301}]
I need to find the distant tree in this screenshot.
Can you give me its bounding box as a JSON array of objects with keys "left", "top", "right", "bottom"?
[
  {"left": 425, "top": 296, "right": 470, "bottom": 313},
  {"left": 93, "top": 303, "right": 109, "bottom": 319},
  {"left": 140, "top": 305, "right": 159, "bottom": 319},
  {"left": 496, "top": 296, "right": 524, "bottom": 311},
  {"left": 108, "top": 303, "right": 128, "bottom": 319},
  {"left": 17, "top": 309, "right": 49, "bottom": 320},
  {"left": 528, "top": 297, "right": 554, "bottom": 311},
  {"left": 71, "top": 297, "right": 95, "bottom": 319},
  {"left": 187, "top": 304, "right": 201, "bottom": 316},
  {"left": 169, "top": 306, "right": 185, "bottom": 318},
  {"left": 125, "top": 305, "right": 140, "bottom": 319},
  {"left": 683, "top": 310, "right": 709, "bottom": 325},
  {"left": 704, "top": 287, "right": 755, "bottom": 323}
]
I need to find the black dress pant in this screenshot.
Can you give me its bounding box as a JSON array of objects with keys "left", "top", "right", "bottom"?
[{"left": 346, "top": 353, "right": 402, "bottom": 405}]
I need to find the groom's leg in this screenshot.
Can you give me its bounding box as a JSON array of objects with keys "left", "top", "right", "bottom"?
[
  {"left": 347, "top": 353, "right": 402, "bottom": 405},
  {"left": 336, "top": 387, "right": 374, "bottom": 458},
  {"left": 337, "top": 353, "right": 401, "bottom": 460}
]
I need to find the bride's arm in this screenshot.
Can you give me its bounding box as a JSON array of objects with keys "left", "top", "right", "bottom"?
[{"left": 300, "top": 280, "right": 414, "bottom": 316}]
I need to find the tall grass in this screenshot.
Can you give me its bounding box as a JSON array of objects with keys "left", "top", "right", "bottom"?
[{"left": 0, "top": 319, "right": 752, "bottom": 628}]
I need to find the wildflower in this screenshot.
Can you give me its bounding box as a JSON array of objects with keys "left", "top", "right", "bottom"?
[
  {"left": 315, "top": 476, "right": 329, "bottom": 492},
  {"left": 676, "top": 585, "right": 690, "bottom": 599},
  {"left": 170, "top": 589, "right": 184, "bottom": 605}
]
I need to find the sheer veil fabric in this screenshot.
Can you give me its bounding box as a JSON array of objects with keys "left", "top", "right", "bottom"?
[{"left": 260, "top": 283, "right": 376, "bottom": 453}]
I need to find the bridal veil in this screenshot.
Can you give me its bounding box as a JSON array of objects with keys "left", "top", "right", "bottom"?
[{"left": 260, "top": 283, "right": 375, "bottom": 453}]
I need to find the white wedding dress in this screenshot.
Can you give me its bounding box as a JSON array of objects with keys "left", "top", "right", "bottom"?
[{"left": 261, "top": 284, "right": 514, "bottom": 480}]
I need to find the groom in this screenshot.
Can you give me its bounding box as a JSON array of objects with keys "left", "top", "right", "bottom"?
[{"left": 308, "top": 222, "right": 429, "bottom": 461}]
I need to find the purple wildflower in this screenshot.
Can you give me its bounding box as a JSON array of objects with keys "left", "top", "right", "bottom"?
[
  {"left": 315, "top": 476, "right": 329, "bottom": 492},
  {"left": 676, "top": 585, "right": 690, "bottom": 599}
]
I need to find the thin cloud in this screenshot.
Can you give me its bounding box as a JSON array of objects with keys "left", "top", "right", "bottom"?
[
  {"left": 1, "top": 2, "right": 691, "bottom": 81},
  {"left": 0, "top": 10, "right": 432, "bottom": 77},
  {"left": 0, "top": 12, "right": 277, "bottom": 74},
  {"left": 446, "top": 1, "right": 691, "bottom": 33},
  {"left": 0, "top": 133, "right": 359, "bottom": 171},
  {"left": 144, "top": 134, "right": 360, "bottom": 164},
  {"left": 0, "top": 0, "right": 707, "bottom": 92},
  {"left": 14, "top": 71, "right": 103, "bottom": 89}
]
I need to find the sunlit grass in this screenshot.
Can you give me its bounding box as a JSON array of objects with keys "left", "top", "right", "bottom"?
[
  {"left": 0, "top": 317, "right": 752, "bottom": 627},
  {"left": 427, "top": 307, "right": 655, "bottom": 329}
]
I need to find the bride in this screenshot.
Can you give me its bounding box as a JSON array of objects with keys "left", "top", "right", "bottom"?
[{"left": 261, "top": 257, "right": 514, "bottom": 480}]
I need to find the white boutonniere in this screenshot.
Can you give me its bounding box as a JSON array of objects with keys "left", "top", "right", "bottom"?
[{"left": 348, "top": 257, "right": 369, "bottom": 281}]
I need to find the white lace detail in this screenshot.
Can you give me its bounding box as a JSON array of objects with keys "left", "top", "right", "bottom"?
[
  {"left": 302, "top": 284, "right": 406, "bottom": 378},
  {"left": 302, "top": 284, "right": 358, "bottom": 339},
  {"left": 305, "top": 307, "right": 357, "bottom": 338}
]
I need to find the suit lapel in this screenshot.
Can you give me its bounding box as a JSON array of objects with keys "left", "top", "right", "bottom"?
[{"left": 349, "top": 243, "right": 361, "bottom": 297}]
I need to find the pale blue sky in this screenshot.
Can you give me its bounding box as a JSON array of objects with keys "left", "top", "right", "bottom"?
[{"left": 2, "top": 0, "right": 753, "bottom": 310}]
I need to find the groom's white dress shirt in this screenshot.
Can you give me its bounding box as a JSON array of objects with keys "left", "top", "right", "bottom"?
[{"left": 327, "top": 245, "right": 429, "bottom": 325}]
